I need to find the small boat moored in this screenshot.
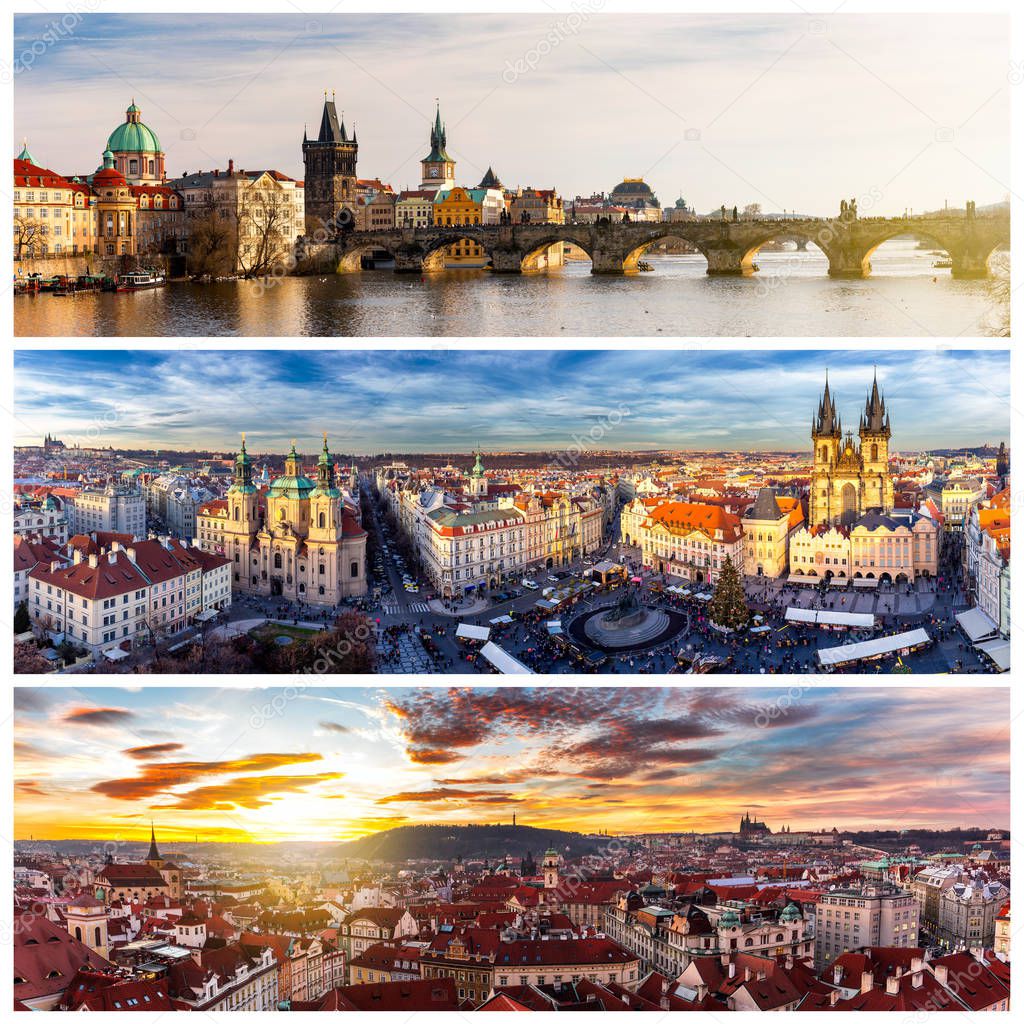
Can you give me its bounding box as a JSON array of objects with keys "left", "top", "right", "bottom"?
[{"left": 115, "top": 269, "right": 166, "bottom": 292}]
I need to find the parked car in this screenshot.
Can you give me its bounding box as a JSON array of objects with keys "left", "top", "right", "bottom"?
[{"left": 522, "top": 579, "right": 539, "bottom": 590}]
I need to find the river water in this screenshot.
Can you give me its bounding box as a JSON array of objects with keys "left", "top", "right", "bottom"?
[{"left": 14, "top": 239, "right": 1006, "bottom": 338}]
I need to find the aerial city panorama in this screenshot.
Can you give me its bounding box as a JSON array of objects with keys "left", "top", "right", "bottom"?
[
  {"left": 12, "top": 686, "right": 1011, "bottom": 1011},
  {"left": 11, "top": 12, "right": 1010, "bottom": 337},
  {"left": 12, "top": 348, "right": 1011, "bottom": 676},
  {"left": 7, "top": 5, "right": 1015, "bottom": 1017}
]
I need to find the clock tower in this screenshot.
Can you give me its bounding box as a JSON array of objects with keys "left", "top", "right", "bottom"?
[{"left": 420, "top": 101, "right": 455, "bottom": 192}]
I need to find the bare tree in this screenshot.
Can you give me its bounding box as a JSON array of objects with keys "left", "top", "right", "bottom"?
[
  {"left": 234, "top": 180, "right": 293, "bottom": 279},
  {"left": 186, "top": 197, "right": 236, "bottom": 279},
  {"left": 742, "top": 203, "right": 762, "bottom": 219},
  {"left": 14, "top": 215, "right": 42, "bottom": 259}
]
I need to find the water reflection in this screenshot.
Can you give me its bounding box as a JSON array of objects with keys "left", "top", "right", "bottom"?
[{"left": 15, "top": 239, "right": 1005, "bottom": 338}]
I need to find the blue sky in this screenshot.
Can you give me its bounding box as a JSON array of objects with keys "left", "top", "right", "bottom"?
[
  {"left": 12, "top": 348, "right": 1010, "bottom": 454},
  {"left": 14, "top": 686, "right": 1010, "bottom": 840},
  {"left": 13, "top": 12, "right": 1009, "bottom": 214}
]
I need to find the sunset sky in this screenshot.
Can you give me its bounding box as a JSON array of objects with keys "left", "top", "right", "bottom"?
[
  {"left": 11, "top": 349, "right": 1011, "bottom": 453},
  {"left": 14, "top": 687, "right": 1009, "bottom": 844},
  {"left": 13, "top": 11, "right": 1009, "bottom": 214}
]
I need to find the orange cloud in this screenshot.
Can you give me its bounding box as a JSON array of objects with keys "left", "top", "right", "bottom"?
[
  {"left": 377, "top": 787, "right": 520, "bottom": 805},
  {"left": 64, "top": 706, "right": 135, "bottom": 726},
  {"left": 91, "top": 752, "right": 325, "bottom": 801},
  {"left": 123, "top": 742, "right": 185, "bottom": 760},
  {"left": 167, "top": 772, "right": 346, "bottom": 811}
]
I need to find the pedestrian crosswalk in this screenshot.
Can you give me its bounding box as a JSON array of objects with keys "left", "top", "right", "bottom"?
[{"left": 379, "top": 600, "right": 431, "bottom": 615}]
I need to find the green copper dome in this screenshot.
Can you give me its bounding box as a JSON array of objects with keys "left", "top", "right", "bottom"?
[
  {"left": 107, "top": 101, "right": 162, "bottom": 154},
  {"left": 17, "top": 139, "right": 35, "bottom": 164},
  {"left": 780, "top": 903, "right": 801, "bottom": 922},
  {"left": 719, "top": 909, "right": 740, "bottom": 928},
  {"left": 270, "top": 441, "right": 315, "bottom": 499}
]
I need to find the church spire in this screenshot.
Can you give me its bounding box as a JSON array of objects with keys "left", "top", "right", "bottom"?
[
  {"left": 229, "top": 433, "right": 255, "bottom": 493},
  {"left": 814, "top": 370, "right": 841, "bottom": 437},
  {"left": 147, "top": 821, "right": 160, "bottom": 862},
  {"left": 861, "top": 366, "right": 889, "bottom": 436}
]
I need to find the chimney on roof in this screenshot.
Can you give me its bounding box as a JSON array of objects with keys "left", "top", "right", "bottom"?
[
  {"left": 860, "top": 970, "right": 873, "bottom": 994},
  {"left": 73, "top": 549, "right": 83, "bottom": 565},
  {"left": 228, "top": 159, "right": 234, "bottom": 174},
  {"left": 50, "top": 559, "right": 61, "bottom": 573},
  {"left": 933, "top": 964, "right": 948, "bottom": 986},
  {"left": 88, "top": 554, "right": 99, "bottom": 569},
  {"left": 728, "top": 962, "right": 736, "bottom": 979},
  {"left": 214, "top": 169, "right": 219, "bottom": 178},
  {"left": 829, "top": 989, "right": 840, "bottom": 1007},
  {"left": 885, "top": 975, "right": 900, "bottom": 996},
  {"left": 911, "top": 971, "right": 924, "bottom": 989},
  {"left": 910, "top": 956, "right": 923, "bottom": 974},
  {"left": 107, "top": 551, "right": 117, "bottom": 565},
  {"left": 128, "top": 547, "right": 137, "bottom": 562}
]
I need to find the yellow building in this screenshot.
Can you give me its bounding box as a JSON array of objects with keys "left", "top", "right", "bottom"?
[
  {"left": 432, "top": 187, "right": 491, "bottom": 267},
  {"left": 396, "top": 190, "right": 434, "bottom": 228},
  {"left": 788, "top": 511, "right": 939, "bottom": 583},
  {"left": 510, "top": 186, "right": 565, "bottom": 224},
  {"left": 92, "top": 149, "right": 138, "bottom": 257},
  {"left": 13, "top": 144, "right": 75, "bottom": 256}
]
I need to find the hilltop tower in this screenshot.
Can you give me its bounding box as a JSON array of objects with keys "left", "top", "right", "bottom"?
[{"left": 302, "top": 93, "right": 359, "bottom": 235}]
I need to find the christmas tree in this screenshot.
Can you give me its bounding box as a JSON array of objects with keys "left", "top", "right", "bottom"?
[{"left": 708, "top": 555, "right": 749, "bottom": 631}]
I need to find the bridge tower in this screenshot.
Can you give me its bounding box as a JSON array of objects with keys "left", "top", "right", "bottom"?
[{"left": 302, "top": 93, "right": 358, "bottom": 236}]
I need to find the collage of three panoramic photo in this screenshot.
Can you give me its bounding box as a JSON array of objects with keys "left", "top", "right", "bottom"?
[{"left": 6, "top": 2, "right": 1015, "bottom": 1015}]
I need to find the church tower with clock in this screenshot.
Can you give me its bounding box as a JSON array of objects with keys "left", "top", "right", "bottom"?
[{"left": 420, "top": 102, "right": 456, "bottom": 192}]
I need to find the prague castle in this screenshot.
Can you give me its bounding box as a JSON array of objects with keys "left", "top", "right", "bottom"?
[
  {"left": 219, "top": 434, "right": 367, "bottom": 605},
  {"left": 809, "top": 370, "right": 894, "bottom": 528}
]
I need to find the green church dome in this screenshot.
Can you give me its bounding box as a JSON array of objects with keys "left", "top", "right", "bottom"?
[{"left": 107, "top": 101, "right": 162, "bottom": 154}]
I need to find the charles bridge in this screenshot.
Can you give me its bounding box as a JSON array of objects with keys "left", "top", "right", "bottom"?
[{"left": 308, "top": 204, "right": 1009, "bottom": 279}]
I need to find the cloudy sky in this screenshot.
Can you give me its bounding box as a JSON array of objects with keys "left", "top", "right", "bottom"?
[
  {"left": 12, "top": 348, "right": 1010, "bottom": 454},
  {"left": 13, "top": 686, "right": 1009, "bottom": 843},
  {"left": 13, "top": 11, "right": 1009, "bottom": 214}
]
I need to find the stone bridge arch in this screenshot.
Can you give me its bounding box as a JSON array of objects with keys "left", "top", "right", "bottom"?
[
  {"left": 515, "top": 232, "right": 594, "bottom": 272},
  {"left": 335, "top": 237, "right": 402, "bottom": 273},
  {"left": 619, "top": 228, "right": 709, "bottom": 273},
  {"left": 416, "top": 229, "right": 495, "bottom": 272},
  {"left": 826, "top": 218, "right": 1009, "bottom": 279}
]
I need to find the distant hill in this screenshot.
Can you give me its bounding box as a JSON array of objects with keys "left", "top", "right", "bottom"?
[{"left": 337, "top": 824, "right": 608, "bottom": 863}]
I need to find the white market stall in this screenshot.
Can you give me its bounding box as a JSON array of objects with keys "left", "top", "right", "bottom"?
[
  {"left": 479, "top": 641, "right": 535, "bottom": 675},
  {"left": 455, "top": 623, "right": 491, "bottom": 643},
  {"left": 817, "top": 628, "right": 931, "bottom": 669}
]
